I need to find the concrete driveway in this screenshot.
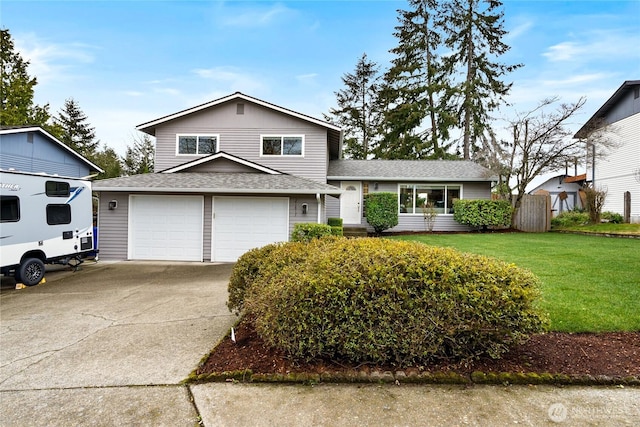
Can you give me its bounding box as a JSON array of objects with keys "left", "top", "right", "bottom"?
[{"left": 1, "top": 262, "right": 638, "bottom": 426}]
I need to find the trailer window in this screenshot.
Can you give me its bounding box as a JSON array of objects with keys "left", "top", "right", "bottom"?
[
  {"left": 46, "top": 204, "right": 71, "bottom": 225},
  {"left": 46, "top": 181, "right": 70, "bottom": 197},
  {"left": 1, "top": 196, "right": 20, "bottom": 222}
]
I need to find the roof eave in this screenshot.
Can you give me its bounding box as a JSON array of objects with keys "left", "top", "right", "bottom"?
[
  {"left": 93, "top": 186, "right": 343, "bottom": 195},
  {"left": 327, "top": 176, "right": 495, "bottom": 182}
]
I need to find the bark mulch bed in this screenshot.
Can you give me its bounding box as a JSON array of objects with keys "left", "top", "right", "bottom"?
[{"left": 193, "top": 317, "right": 640, "bottom": 385}]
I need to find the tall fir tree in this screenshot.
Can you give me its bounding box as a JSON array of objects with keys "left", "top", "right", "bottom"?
[
  {"left": 376, "top": 0, "right": 455, "bottom": 160},
  {"left": 440, "top": 0, "right": 521, "bottom": 159},
  {"left": 324, "top": 53, "right": 382, "bottom": 159},
  {"left": 0, "top": 29, "right": 52, "bottom": 128},
  {"left": 92, "top": 145, "right": 124, "bottom": 179},
  {"left": 122, "top": 133, "right": 154, "bottom": 175},
  {"left": 56, "top": 98, "right": 99, "bottom": 158}
]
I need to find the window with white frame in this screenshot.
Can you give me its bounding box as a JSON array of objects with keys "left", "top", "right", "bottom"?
[
  {"left": 177, "top": 134, "right": 218, "bottom": 155},
  {"left": 261, "top": 135, "right": 303, "bottom": 156},
  {"left": 399, "top": 184, "right": 461, "bottom": 214}
]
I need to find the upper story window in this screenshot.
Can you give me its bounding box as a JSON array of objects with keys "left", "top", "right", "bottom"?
[
  {"left": 399, "top": 184, "right": 461, "bottom": 215},
  {"left": 177, "top": 134, "right": 218, "bottom": 155},
  {"left": 261, "top": 135, "right": 303, "bottom": 156}
]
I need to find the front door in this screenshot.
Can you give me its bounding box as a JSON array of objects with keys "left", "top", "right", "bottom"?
[{"left": 340, "top": 181, "right": 362, "bottom": 224}]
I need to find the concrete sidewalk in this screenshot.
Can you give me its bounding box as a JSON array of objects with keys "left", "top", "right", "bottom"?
[{"left": 1, "top": 262, "right": 638, "bottom": 426}]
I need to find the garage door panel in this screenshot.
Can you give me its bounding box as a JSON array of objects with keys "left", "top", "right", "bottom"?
[
  {"left": 213, "top": 197, "right": 288, "bottom": 262},
  {"left": 130, "top": 195, "right": 203, "bottom": 261}
]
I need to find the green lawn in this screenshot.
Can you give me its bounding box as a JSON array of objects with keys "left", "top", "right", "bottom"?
[
  {"left": 553, "top": 223, "right": 640, "bottom": 235},
  {"left": 390, "top": 232, "right": 640, "bottom": 333}
]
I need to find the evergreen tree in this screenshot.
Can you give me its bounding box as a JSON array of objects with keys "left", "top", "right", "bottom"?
[
  {"left": 56, "top": 98, "right": 99, "bottom": 158},
  {"left": 375, "top": 0, "right": 455, "bottom": 159},
  {"left": 92, "top": 145, "right": 124, "bottom": 179},
  {"left": 324, "top": 53, "right": 382, "bottom": 159},
  {"left": 440, "top": 0, "right": 521, "bottom": 159},
  {"left": 122, "top": 133, "right": 154, "bottom": 175},
  {"left": 0, "top": 28, "right": 51, "bottom": 127}
]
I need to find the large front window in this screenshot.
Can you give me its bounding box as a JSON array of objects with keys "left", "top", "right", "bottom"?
[
  {"left": 177, "top": 135, "right": 218, "bottom": 155},
  {"left": 399, "top": 184, "right": 461, "bottom": 214},
  {"left": 261, "top": 135, "right": 303, "bottom": 156}
]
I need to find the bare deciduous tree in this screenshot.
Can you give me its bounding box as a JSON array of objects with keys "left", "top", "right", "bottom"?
[{"left": 477, "top": 96, "right": 618, "bottom": 221}]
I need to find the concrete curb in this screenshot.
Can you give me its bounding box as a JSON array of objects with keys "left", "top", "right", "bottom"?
[{"left": 186, "top": 368, "right": 640, "bottom": 387}]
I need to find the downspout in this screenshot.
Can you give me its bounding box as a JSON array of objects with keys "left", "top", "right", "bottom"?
[{"left": 316, "top": 193, "right": 322, "bottom": 224}]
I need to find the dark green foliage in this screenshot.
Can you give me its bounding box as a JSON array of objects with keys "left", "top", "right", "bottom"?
[
  {"left": 364, "top": 192, "right": 398, "bottom": 234},
  {"left": 123, "top": 133, "right": 155, "bottom": 175},
  {"left": 55, "top": 98, "right": 99, "bottom": 158},
  {"left": 291, "top": 223, "right": 333, "bottom": 242},
  {"left": 327, "top": 218, "right": 343, "bottom": 227},
  {"left": 551, "top": 211, "right": 590, "bottom": 228},
  {"left": 0, "top": 29, "right": 51, "bottom": 128},
  {"left": 328, "top": 218, "right": 344, "bottom": 236},
  {"left": 453, "top": 199, "right": 513, "bottom": 230},
  {"left": 240, "top": 238, "right": 548, "bottom": 365},
  {"left": 324, "top": 53, "right": 382, "bottom": 159},
  {"left": 601, "top": 211, "right": 623, "bottom": 224}
]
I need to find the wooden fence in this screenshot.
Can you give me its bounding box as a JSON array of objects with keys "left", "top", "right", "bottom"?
[{"left": 513, "top": 194, "right": 551, "bottom": 232}]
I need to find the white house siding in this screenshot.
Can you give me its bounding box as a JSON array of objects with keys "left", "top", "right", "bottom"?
[
  {"left": 153, "top": 101, "right": 328, "bottom": 183},
  {"left": 591, "top": 113, "right": 640, "bottom": 222}
]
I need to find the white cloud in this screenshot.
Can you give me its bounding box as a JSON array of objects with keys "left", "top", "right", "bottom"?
[
  {"left": 217, "top": 2, "right": 296, "bottom": 28},
  {"left": 296, "top": 73, "right": 318, "bottom": 82},
  {"left": 13, "top": 33, "right": 96, "bottom": 84},
  {"left": 542, "top": 28, "right": 640, "bottom": 63}
]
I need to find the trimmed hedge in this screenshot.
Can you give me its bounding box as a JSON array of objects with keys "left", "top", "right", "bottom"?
[
  {"left": 364, "top": 192, "right": 398, "bottom": 234},
  {"left": 453, "top": 199, "right": 513, "bottom": 230},
  {"left": 234, "top": 237, "right": 548, "bottom": 365},
  {"left": 291, "top": 223, "right": 333, "bottom": 242}
]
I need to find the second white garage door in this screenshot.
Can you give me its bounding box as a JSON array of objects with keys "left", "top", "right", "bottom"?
[
  {"left": 129, "top": 195, "right": 204, "bottom": 261},
  {"left": 213, "top": 197, "right": 289, "bottom": 262}
]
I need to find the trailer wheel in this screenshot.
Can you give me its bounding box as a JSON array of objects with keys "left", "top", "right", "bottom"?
[{"left": 17, "top": 258, "right": 46, "bottom": 286}]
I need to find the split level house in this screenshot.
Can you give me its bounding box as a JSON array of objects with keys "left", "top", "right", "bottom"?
[
  {"left": 93, "top": 93, "right": 495, "bottom": 262},
  {"left": 574, "top": 79, "right": 640, "bottom": 223}
]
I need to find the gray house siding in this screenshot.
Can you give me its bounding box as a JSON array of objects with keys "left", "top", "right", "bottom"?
[
  {"left": 182, "top": 158, "right": 263, "bottom": 173},
  {"left": 153, "top": 101, "right": 328, "bottom": 183},
  {"left": 606, "top": 89, "right": 640, "bottom": 124},
  {"left": 325, "top": 180, "right": 492, "bottom": 232},
  {"left": 97, "top": 192, "right": 129, "bottom": 260},
  {"left": 0, "top": 131, "right": 92, "bottom": 178},
  {"left": 97, "top": 191, "right": 323, "bottom": 261}
]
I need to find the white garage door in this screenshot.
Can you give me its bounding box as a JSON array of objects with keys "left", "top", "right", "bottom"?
[
  {"left": 129, "top": 195, "right": 204, "bottom": 261},
  {"left": 213, "top": 197, "right": 289, "bottom": 262}
]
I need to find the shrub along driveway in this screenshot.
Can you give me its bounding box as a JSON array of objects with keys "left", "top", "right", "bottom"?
[{"left": 1, "top": 259, "right": 638, "bottom": 426}]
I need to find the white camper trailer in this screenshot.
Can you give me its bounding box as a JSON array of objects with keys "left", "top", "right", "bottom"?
[{"left": 0, "top": 170, "right": 95, "bottom": 286}]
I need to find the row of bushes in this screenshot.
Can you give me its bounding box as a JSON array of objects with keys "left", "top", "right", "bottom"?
[
  {"left": 228, "top": 237, "right": 548, "bottom": 366},
  {"left": 551, "top": 210, "right": 624, "bottom": 228}
]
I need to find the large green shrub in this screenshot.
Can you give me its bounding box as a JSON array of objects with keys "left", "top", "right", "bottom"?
[
  {"left": 453, "top": 199, "right": 513, "bottom": 231},
  {"left": 364, "top": 192, "right": 398, "bottom": 234},
  {"left": 241, "top": 238, "right": 548, "bottom": 365},
  {"left": 327, "top": 217, "right": 344, "bottom": 236},
  {"left": 551, "top": 210, "right": 590, "bottom": 228},
  {"left": 291, "top": 223, "right": 333, "bottom": 242}
]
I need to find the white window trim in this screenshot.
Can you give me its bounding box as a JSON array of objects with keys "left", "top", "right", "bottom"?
[
  {"left": 397, "top": 183, "right": 464, "bottom": 216},
  {"left": 259, "top": 134, "right": 305, "bottom": 157},
  {"left": 175, "top": 134, "right": 220, "bottom": 156}
]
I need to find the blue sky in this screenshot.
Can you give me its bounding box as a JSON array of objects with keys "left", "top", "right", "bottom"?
[{"left": 3, "top": 0, "right": 639, "bottom": 156}]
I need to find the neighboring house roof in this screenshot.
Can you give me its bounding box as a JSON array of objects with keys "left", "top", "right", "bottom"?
[
  {"left": 574, "top": 80, "right": 640, "bottom": 138},
  {"left": 327, "top": 159, "right": 495, "bottom": 181},
  {"left": 93, "top": 172, "right": 343, "bottom": 195},
  {"left": 160, "top": 151, "right": 283, "bottom": 174},
  {"left": 0, "top": 125, "right": 104, "bottom": 175},
  {"left": 563, "top": 173, "right": 587, "bottom": 184}
]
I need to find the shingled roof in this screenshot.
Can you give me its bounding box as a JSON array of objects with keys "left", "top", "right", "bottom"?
[
  {"left": 93, "top": 172, "right": 342, "bottom": 195},
  {"left": 327, "top": 160, "right": 495, "bottom": 181}
]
